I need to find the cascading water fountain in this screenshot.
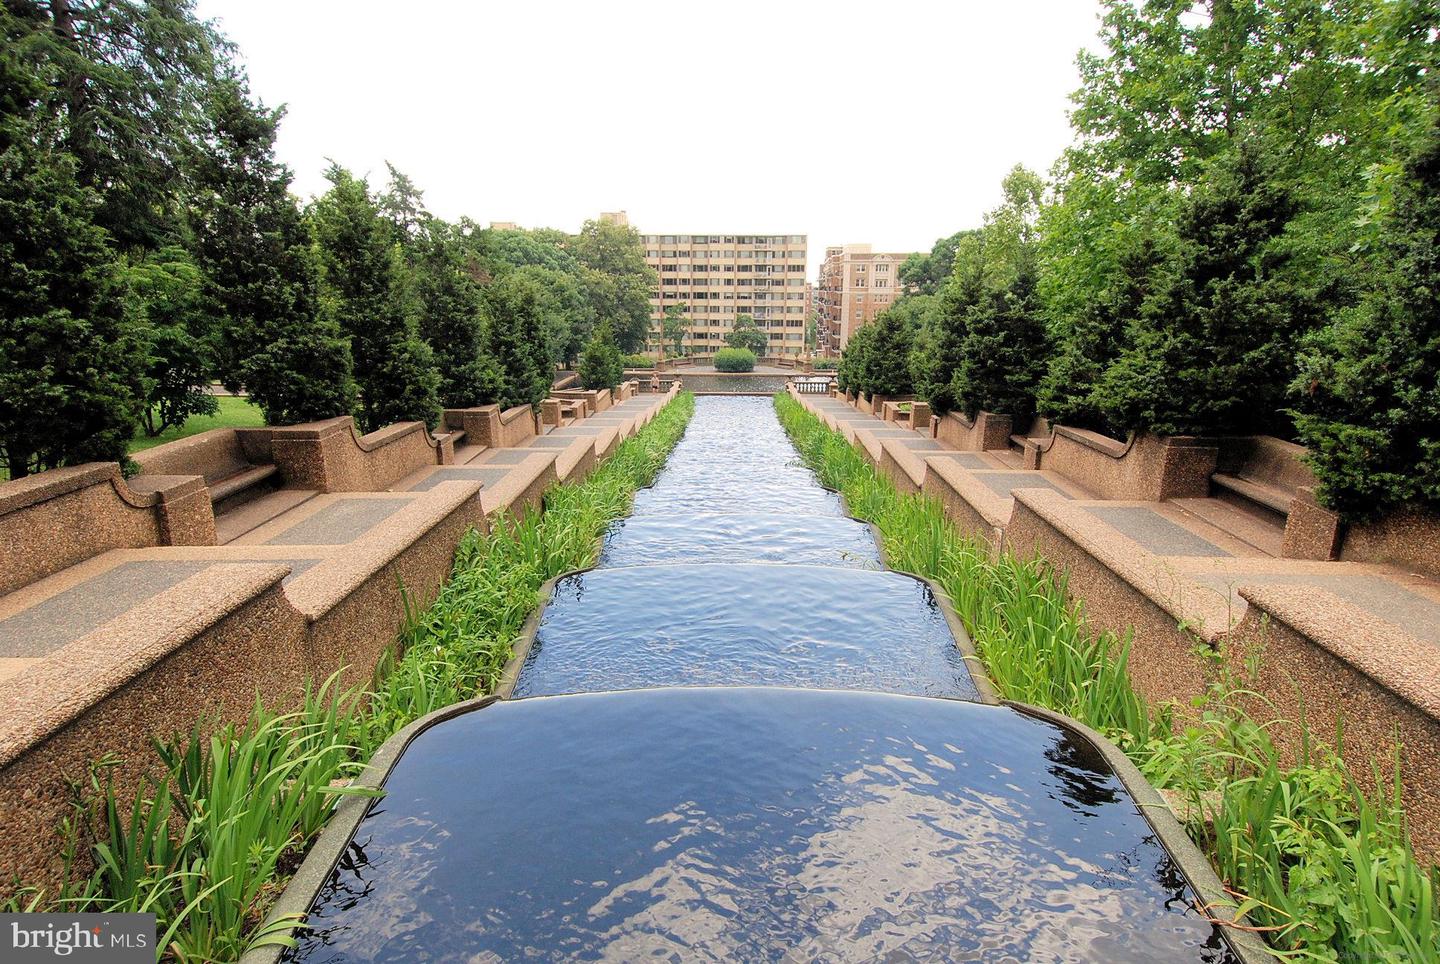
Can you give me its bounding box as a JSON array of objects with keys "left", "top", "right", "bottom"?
[{"left": 276, "top": 397, "right": 1255, "bottom": 963}]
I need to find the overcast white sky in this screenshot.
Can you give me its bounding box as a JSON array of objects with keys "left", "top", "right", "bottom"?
[{"left": 195, "top": 0, "right": 1107, "bottom": 273}]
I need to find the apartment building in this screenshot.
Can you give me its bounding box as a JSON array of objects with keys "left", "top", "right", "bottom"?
[
  {"left": 642, "top": 233, "right": 809, "bottom": 357},
  {"left": 815, "top": 244, "right": 912, "bottom": 355}
]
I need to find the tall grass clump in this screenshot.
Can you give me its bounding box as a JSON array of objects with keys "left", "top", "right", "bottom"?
[
  {"left": 3, "top": 394, "right": 695, "bottom": 961},
  {"left": 774, "top": 392, "right": 1439, "bottom": 961}
]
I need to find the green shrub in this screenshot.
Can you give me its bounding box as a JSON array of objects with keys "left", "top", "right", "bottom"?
[
  {"left": 1293, "top": 114, "right": 1440, "bottom": 521},
  {"left": 1095, "top": 141, "right": 1315, "bottom": 437},
  {"left": 485, "top": 272, "right": 554, "bottom": 409},
  {"left": 859, "top": 301, "right": 921, "bottom": 396},
  {"left": 712, "top": 347, "right": 756, "bottom": 372},
  {"left": 578, "top": 321, "right": 625, "bottom": 391},
  {"left": 621, "top": 353, "right": 654, "bottom": 369},
  {"left": 811, "top": 358, "right": 839, "bottom": 370}
]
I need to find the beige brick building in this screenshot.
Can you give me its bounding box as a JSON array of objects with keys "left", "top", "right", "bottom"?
[
  {"left": 642, "top": 233, "right": 809, "bottom": 357},
  {"left": 815, "top": 244, "right": 912, "bottom": 355}
]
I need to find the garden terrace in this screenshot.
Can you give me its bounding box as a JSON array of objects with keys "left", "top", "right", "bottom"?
[
  {"left": 790, "top": 383, "right": 1440, "bottom": 863},
  {"left": 0, "top": 387, "right": 679, "bottom": 890}
]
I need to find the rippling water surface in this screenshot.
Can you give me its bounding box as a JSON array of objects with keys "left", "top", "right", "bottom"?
[
  {"left": 290, "top": 690, "right": 1237, "bottom": 962},
  {"left": 285, "top": 396, "right": 1241, "bottom": 963}
]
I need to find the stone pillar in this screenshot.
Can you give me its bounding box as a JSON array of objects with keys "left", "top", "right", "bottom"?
[{"left": 1282, "top": 487, "right": 1343, "bottom": 560}]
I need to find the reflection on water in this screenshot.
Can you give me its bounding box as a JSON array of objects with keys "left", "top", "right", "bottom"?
[
  {"left": 283, "top": 396, "right": 1240, "bottom": 963},
  {"left": 287, "top": 689, "right": 1237, "bottom": 962}
]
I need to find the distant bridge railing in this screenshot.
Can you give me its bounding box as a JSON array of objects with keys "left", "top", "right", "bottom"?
[{"left": 791, "top": 375, "right": 835, "bottom": 395}]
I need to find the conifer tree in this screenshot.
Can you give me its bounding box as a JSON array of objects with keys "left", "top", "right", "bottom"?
[
  {"left": 1294, "top": 114, "right": 1440, "bottom": 519},
  {"left": 312, "top": 165, "right": 440, "bottom": 431},
  {"left": 1096, "top": 140, "right": 1312, "bottom": 436},
  {"left": 484, "top": 272, "right": 553, "bottom": 410},
  {"left": 578, "top": 321, "right": 624, "bottom": 392},
  {"left": 189, "top": 76, "right": 356, "bottom": 426},
  {"left": 411, "top": 226, "right": 503, "bottom": 408},
  {"left": 0, "top": 24, "right": 147, "bottom": 477}
]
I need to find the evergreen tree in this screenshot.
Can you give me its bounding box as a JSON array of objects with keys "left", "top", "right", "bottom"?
[
  {"left": 578, "top": 321, "right": 624, "bottom": 392},
  {"left": 0, "top": 21, "right": 148, "bottom": 477},
  {"left": 1096, "top": 140, "right": 1313, "bottom": 436},
  {"left": 913, "top": 244, "right": 985, "bottom": 415},
  {"left": 1036, "top": 229, "right": 1167, "bottom": 433},
  {"left": 410, "top": 226, "right": 502, "bottom": 408},
  {"left": 120, "top": 245, "right": 219, "bottom": 436},
  {"left": 858, "top": 306, "right": 917, "bottom": 397},
  {"left": 8, "top": 0, "right": 225, "bottom": 248},
  {"left": 312, "top": 165, "right": 440, "bottom": 431},
  {"left": 948, "top": 261, "right": 1047, "bottom": 424},
  {"left": 484, "top": 272, "right": 552, "bottom": 410},
  {"left": 1294, "top": 113, "right": 1440, "bottom": 520},
  {"left": 188, "top": 76, "right": 355, "bottom": 426},
  {"left": 837, "top": 323, "right": 874, "bottom": 397}
]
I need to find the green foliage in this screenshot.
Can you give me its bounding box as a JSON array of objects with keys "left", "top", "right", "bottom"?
[
  {"left": 712, "top": 347, "right": 756, "bottom": 372},
  {"left": 514, "top": 264, "right": 595, "bottom": 368},
  {"left": 621, "top": 354, "right": 654, "bottom": 369},
  {"left": 407, "top": 223, "right": 503, "bottom": 408},
  {"left": 484, "top": 272, "right": 554, "bottom": 410},
  {"left": 661, "top": 303, "right": 689, "bottom": 357},
  {"left": 725, "top": 314, "right": 769, "bottom": 355},
  {"left": 775, "top": 393, "right": 1440, "bottom": 961},
  {"left": 570, "top": 219, "right": 656, "bottom": 353},
  {"left": 838, "top": 304, "right": 917, "bottom": 397},
  {"left": 191, "top": 76, "right": 355, "bottom": 427},
  {"left": 4, "top": 0, "right": 225, "bottom": 249},
  {"left": 0, "top": 52, "right": 148, "bottom": 477},
  {"left": 312, "top": 165, "right": 441, "bottom": 432},
  {"left": 811, "top": 358, "right": 839, "bottom": 371},
  {"left": 1095, "top": 141, "right": 1313, "bottom": 436},
  {"left": 1294, "top": 114, "right": 1440, "bottom": 520},
  {"left": 899, "top": 230, "right": 973, "bottom": 296},
  {"left": 578, "top": 321, "right": 625, "bottom": 391},
  {"left": 915, "top": 167, "right": 1047, "bottom": 421},
  {"left": 120, "top": 246, "right": 219, "bottom": 437},
  {"left": 12, "top": 394, "right": 695, "bottom": 953}
]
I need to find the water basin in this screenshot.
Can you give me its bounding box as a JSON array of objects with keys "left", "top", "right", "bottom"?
[{"left": 285, "top": 688, "right": 1239, "bottom": 963}]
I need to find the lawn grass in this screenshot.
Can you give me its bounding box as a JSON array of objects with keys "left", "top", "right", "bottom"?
[
  {"left": 774, "top": 392, "right": 1439, "bottom": 961},
  {"left": 4, "top": 394, "right": 696, "bottom": 960},
  {"left": 127, "top": 395, "right": 266, "bottom": 454}
]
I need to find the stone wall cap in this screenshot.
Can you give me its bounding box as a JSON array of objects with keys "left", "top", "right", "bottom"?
[
  {"left": 498, "top": 404, "right": 532, "bottom": 425},
  {"left": 0, "top": 562, "right": 292, "bottom": 768},
  {"left": 1236, "top": 583, "right": 1440, "bottom": 722},
  {"left": 125, "top": 474, "right": 209, "bottom": 500},
  {"left": 1052, "top": 424, "right": 1133, "bottom": 459},
  {"left": 268, "top": 415, "right": 355, "bottom": 440},
  {"left": 0, "top": 463, "right": 123, "bottom": 517},
  {"left": 355, "top": 420, "right": 425, "bottom": 452}
]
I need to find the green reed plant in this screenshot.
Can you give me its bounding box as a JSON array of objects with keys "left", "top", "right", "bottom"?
[
  {"left": 774, "top": 392, "right": 1439, "bottom": 961},
  {"left": 6, "top": 394, "right": 695, "bottom": 961}
]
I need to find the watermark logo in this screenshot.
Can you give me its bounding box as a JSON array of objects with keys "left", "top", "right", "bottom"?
[{"left": 2, "top": 915, "right": 153, "bottom": 962}]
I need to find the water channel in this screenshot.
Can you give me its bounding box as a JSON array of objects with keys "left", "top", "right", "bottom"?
[{"left": 285, "top": 396, "right": 1242, "bottom": 962}]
